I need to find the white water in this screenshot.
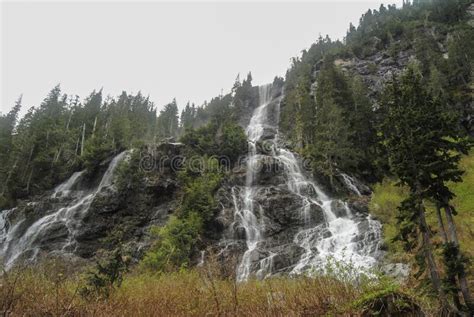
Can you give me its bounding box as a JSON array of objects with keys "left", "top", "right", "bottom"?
[
  {"left": 0, "top": 151, "right": 127, "bottom": 269},
  {"left": 234, "top": 84, "right": 272, "bottom": 281},
  {"left": 233, "top": 84, "right": 381, "bottom": 281},
  {"left": 340, "top": 173, "right": 362, "bottom": 196},
  {"left": 51, "top": 170, "right": 85, "bottom": 198}
]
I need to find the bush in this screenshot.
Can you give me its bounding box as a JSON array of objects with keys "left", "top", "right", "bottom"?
[
  {"left": 219, "top": 122, "right": 248, "bottom": 164},
  {"left": 179, "top": 159, "right": 223, "bottom": 222},
  {"left": 353, "top": 286, "right": 423, "bottom": 317},
  {"left": 141, "top": 213, "right": 202, "bottom": 271},
  {"left": 141, "top": 156, "right": 223, "bottom": 272},
  {"left": 79, "top": 248, "right": 129, "bottom": 299}
]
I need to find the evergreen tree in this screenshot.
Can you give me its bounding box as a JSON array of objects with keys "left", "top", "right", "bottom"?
[
  {"left": 0, "top": 96, "right": 22, "bottom": 204},
  {"left": 380, "top": 63, "right": 472, "bottom": 313},
  {"left": 157, "top": 99, "right": 179, "bottom": 139},
  {"left": 308, "top": 97, "right": 353, "bottom": 186}
]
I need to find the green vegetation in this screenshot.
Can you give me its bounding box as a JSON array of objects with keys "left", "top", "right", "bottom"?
[
  {"left": 181, "top": 120, "right": 247, "bottom": 164},
  {"left": 0, "top": 0, "right": 473, "bottom": 314},
  {"left": 379, "top": 62, "right": 472, "bottom": 311},
  {"left": 370, "top": 153, "right": 474, "bottom": 260},
  {"left": 141, "top": 214, "right": 203, "bottom": 272},
  {"left": 79, "top": 249, "right": 130, "bottom": 300},
  {"left": 280, "top": 0, "right": 474, "bottom": 183},
  {"left": 370, "top": 153, "right": 474, "bottom": 313},
  {"left": 370, "top": 179, "right": 410, "bottom": 260},
  {"left": 278, "top": 1, "right": 473, "bottom": 312},
  {"left": 141, "top": 157, "right": 223, "bottom": 272},
  {"left": 0, "top": 88, "right": 157, "bottom": 207}
]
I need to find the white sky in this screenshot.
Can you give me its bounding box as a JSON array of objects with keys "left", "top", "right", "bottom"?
[{"left": 1, "top": 0, "right": 403, "bottom": 116}]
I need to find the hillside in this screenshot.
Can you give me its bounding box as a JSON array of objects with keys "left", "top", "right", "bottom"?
[{"left": 1, "top": 0, "right": 473, "bottom": 315}]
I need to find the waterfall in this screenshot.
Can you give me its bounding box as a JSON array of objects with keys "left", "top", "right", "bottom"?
[
  {"left": 51, "top": 170, "right": 85, "bottom": 198},
  {"left": 340, "top": 173, "right": 363, "bottom": 196},
  {"left": 233, "top": 84, "right": 272, "bottom": 281},
  {"left": 0, "top": 151, "right": 127, "bottom": 269},
  {"left": 232, "top": 84, "right": 381, "bottom": 281}
]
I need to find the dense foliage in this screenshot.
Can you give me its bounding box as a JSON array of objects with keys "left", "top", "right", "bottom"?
[
  {"left": 141, "top": 157, "right": 223, "bottom": 271},
  {"left": 0, "top": 88, "right": 157, "bottom": 207},
  {"left": 280, "top": 0, "right": 473, "bottom": 184},
  {"left": 0, "top": 0, "right": 473, "bottom": 313},
  {"left": 278, "top": 0, "right": 473, "bottom": 313},
  {"left": 0, "top": 69, "right": 255, "bottom": 209}
]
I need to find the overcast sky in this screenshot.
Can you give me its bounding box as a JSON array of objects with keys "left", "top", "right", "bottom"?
[{"left": 1, "top": 0, "right": 404, "bottom": 116}]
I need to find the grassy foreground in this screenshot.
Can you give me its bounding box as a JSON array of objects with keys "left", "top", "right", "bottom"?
[{"left": 1, "top": 260, "right": 435, "bottom": 316}]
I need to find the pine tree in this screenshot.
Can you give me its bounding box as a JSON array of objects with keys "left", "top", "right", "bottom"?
[
  {"left": 309, "top": 97, "right": 353, "bottom": 186},
  {"left": 0, "top": 96, "right": 22, "bottom": 205},
  {"left": 157, "top": 99, "right": 179, "bottom": 140},
  {"left": 380, "top": 63, "right": 472, "bottom": 313}
]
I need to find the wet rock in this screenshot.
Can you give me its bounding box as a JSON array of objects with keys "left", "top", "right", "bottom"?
[
  {"left": 255, "top": 186, "right": 324, "bottom": 230},
  {"left": 269, "top": 244, "right": 306, "bottom": 273},
  {"left": 381, "top": 263, "right": 411, "bottom": 281},
  {"left": 35, "top": 221, "right": 69, "bottom": 248},
  {"left": 255, "top": 157, "right": 286, "bottom": 185},
  {"left": 348, "top": 196, "right": 371, "bottom": 215},
  {"left": 331, "top": 201, "right": 349, "bottom": 218}
]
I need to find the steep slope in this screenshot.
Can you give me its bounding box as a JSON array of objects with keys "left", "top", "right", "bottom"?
[{"left": 215, "top": 84, "right": 382, "bottom": 280}]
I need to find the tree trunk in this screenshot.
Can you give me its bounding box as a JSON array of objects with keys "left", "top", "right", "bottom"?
[
  {"left": 435, "top": 203, "right": 448, "bottom": 243},
  {"left": 418, "top": 202, "right": 449, "bottom": 308},
  {"left": 81, "top": 123, "right": 86, "bottom": 156},
  {"left": 26, "top": 168, "right": 33, "bottom": 193},
  {"left": 444, "top": 204, "right": 474, "bottom": 313},
  {"left": 1, "top": 157, "right": 18, "bottom": 196},
  {"left": 22, "top": 145, "right": 35, "bottom": 182},
  {"left": 92, "top": 116, "right": 97, "bottom": 136},
  {"left": 435, "top": 203, "right": 462, "bottom": 309},
  {"left": 66, "top": 110, "right": 73, "bottom": 131}
]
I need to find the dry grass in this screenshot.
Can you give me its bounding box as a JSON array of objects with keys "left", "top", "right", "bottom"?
[{"left": 0, "top": 257, "right": 436, "bottom": 317}]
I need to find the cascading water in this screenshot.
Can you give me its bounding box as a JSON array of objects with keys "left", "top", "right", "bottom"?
[
  {"left": 51, "top": 170, "right": 85, "bottom": 198},
  {"left": 340, "top": 173, "right": 363, "bottom": 197},
  {"left": 0, "top": 151, "right": 127, "bottom": 269},
  {"left": 233, "top": 84, "right": 273, "bottom": 281},
  {"left": 232, "top": 84, "right": 382, "bottom": 281}
]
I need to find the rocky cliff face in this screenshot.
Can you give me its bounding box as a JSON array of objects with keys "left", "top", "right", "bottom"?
[
  {"left": 0, "top": 84, "right": 384, "bottom": 279},
  {"left": 212, "top": 84, "right": 382, "bottom": 280},
  {"left": 0, "top": 145, "right": 183, "bottom": 268}
]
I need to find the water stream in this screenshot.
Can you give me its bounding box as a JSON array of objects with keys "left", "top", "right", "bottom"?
[
  {"left": 0, "top": 151, "right": 127, "bottom": 269},
  {"left": 233, "top": 84, "right": 382, "bottom": 281}
]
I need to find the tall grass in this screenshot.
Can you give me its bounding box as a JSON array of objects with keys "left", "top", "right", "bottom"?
[{"left": 0, "top": 257, "right": 434, "bottom": 316}]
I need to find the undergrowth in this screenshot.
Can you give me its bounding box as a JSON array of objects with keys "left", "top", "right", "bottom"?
[{"left": 0, "top": 256, "right": 438, "bottom": 316}]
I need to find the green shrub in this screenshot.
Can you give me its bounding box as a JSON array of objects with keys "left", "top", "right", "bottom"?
[
  {"left": 179, "top": 159, "right": 223, "bottom": 222},
  {"left": 141, "top": 213, "right": 202, "bottom": 271},
  {"left": 79, "top": 248, "right": 129, "bottom": 299},
  {"left": 219, "top": 122, "right": 248, "bottom": 163},
  {"left": 353, "top": 286, "right": 423, "bottom": 316},
  {"left": 369, "top": 154, "right": 474, "bottom": 261},
  {"left": 142, "top": 157, "right": 223, "bottom": 272}
]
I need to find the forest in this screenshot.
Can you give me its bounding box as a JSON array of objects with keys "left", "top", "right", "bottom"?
[{"left": 1, "top": 0, "right": 473, "bottom": 315}]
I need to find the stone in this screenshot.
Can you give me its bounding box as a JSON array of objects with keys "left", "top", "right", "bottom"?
[{"left": 381, "top": 263, "right": 411, "bottom": 282}]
